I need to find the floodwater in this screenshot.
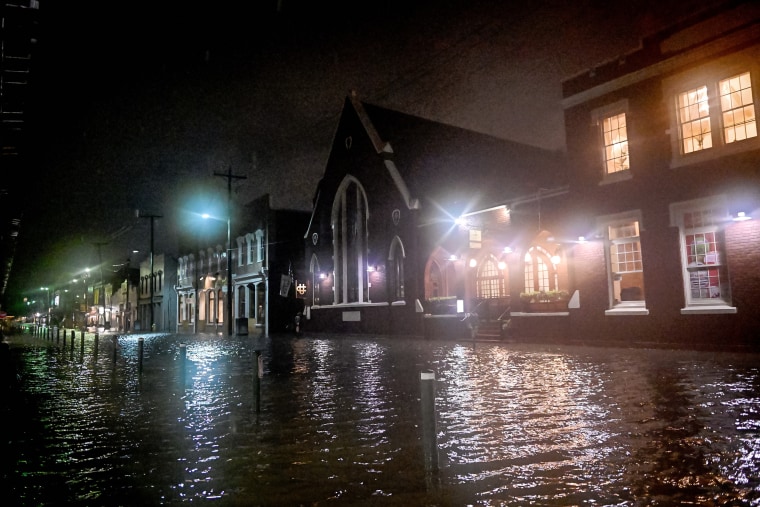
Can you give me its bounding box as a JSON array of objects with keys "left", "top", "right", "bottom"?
[{"left": 2, "top": 331, "right": 759, "bottom": 506}]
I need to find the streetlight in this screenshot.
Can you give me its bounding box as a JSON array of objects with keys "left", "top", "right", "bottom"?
[
  {"left": 214, "top": 167, "right": 246, "bottom": 336},
  {"left": 40, "top": 287, "right": 49, "bottom": 325}
]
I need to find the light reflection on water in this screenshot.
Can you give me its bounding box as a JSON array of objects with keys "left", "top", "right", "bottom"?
[{"left": 3, "top": 333, "right": 760, "bottom": 505}]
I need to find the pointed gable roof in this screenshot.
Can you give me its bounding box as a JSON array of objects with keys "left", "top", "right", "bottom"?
[
  {"left": 353, "top": 93, "right": 566, "bottom": 221},
  {"left": 306, "top": 92, "right": 566, "bottom": 236}
]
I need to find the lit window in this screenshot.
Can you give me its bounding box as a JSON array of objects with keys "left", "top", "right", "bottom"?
[
  {"left": 524, "top": 246, "right": 552, "bottom": 293},
  {"left": 720, "top": 72, "right": 757, "bottom": 143},
  {"left": 476, "top": 255, "right": 505, "bottom": 298},
  {"left": 678, "top": 85, "right": 712, "bottom": 153},
  {"left": 605, "top": 217, "right": 645, "bottom": 308},
  {"left": 602, "top": 112, "right": 629, "bottom": 174},
  {"left": 670, "top": 197, "right": 733, "bottom": 310}
]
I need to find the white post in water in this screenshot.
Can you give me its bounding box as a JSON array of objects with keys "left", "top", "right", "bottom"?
[{"left": 420, "top": 370, "right": 439, "bottom": 476}]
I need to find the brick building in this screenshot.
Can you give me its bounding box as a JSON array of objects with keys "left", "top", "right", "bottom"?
[{"left": 512, "top": 1, "right": 760, "bottom": 350}]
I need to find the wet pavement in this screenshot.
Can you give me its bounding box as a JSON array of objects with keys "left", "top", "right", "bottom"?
[{"left": 1, "top": 329, "right": 759, "bottom": 506}]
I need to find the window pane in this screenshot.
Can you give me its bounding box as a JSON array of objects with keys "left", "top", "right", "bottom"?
[
  {"left": 720, "top": 72, "right": 757, "bottom": 144},
  {"left": 477, "top": 258, "right": 503, "bottom": 298},
  {"left": 680, "top": 203, "right": 730, "bottom": 304},
  {"left": 601, "top": 112, "right": 629, "bottom": 174},
  {"left": 678, "top": 86, "right": 712, "bottom": 153},
  {"left": 607, "top": 219, "right": 645, "bottom": 305}
]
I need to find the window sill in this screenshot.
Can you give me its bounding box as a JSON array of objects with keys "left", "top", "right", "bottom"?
[
  {"left": 511, "top": 311, "right": 569, "bottom": 317},
  {"left": 605, "top": 307, "right": 649, "bottom": 316},
  {"left": 310, "top": 302, "right": 389, "bottom": 309},
  {"left": 670, "top": 138, "right": 760, "bottom": 169},
  {"left": 680, "top": 305, "right": 737, "bottom": 315},
  {"left": 598, "top": 171, "right": 633, "bottom": 186}
]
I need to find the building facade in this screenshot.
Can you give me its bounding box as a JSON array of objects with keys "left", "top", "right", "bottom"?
[
  {"left": 137, "top": 253, "right": 177, "bottom": 332},
  {"left": 302, "top": 93, "right": 566, "bottom": 337},
  {"left": 175, "top": 194, "right": 309, "bottom": 335},
  {"left": 302, "top": 2, "right": 760, "bottom": 351},
  {"left": 510, "top": 1, "right": 760, "bottom": 350}
]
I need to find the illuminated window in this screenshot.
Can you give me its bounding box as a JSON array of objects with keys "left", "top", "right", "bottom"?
[
  {"left": 677, "top": 85, "right": 712, "bottom": 153},
  {"left": 720, "top": 72, "right": 757, "bottom": 143},
  {"left": 602, "top": 112, "right": 629, "bottom": 174},
  {"left": 476, "top": 255, "right": 504, "bottom": 298},
  {"left": 670, "top": 197, "right": 734, "bottom": 311},
  {"left": 524, "top": 246, "right": 551, "bottom": 293},
  {"left": 600, "top": 212, "right": 646, "bottom": 311}
]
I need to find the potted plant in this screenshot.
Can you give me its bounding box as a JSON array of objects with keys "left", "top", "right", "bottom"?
[{"left": 520, "top": 290, "right": 569, "bottom": 311}]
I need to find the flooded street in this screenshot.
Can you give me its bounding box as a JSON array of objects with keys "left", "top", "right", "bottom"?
[{"left": 2, "top": 331, "right": 759, "bottom": 506}]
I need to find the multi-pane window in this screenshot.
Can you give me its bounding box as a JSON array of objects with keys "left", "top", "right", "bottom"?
[
  {"left": 671, "top": 198, "right": 732, "bottom": 308},
  {"left": 332, "top": 177, "right": 369, "bottom": 304},
  {"left": 678, "top": 85, "right": 712, "bottom": 153},
  {"left": 602, "top": 112, "right": 629, "bottom": 174},
  {"left": 524, "top": 247, "right": 551, "bottom": 293},
  {"left": 607, "top": 219, "right": 645, "bottom": 305},
  {"left": 683, "top": 209, "right": 727, "bottom": 300},
  {"left": 720, "top": 72, "right": 757, "bottom": 143},
  {"left": 476, "top": 256, "right": 504, "bottom": 298},
  {"left": 674, "top": 71, "right": 757, "bottom": 157}
]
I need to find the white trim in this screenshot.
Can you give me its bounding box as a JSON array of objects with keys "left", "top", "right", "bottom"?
[
  {"left": 680, "top": 305, "right": 737, "bottom": 314},
  {"left": 605, "top": 307, "right": 650, "bottom": 316},
  {"left": 511, "top": 312, "right": 569, "bottom": 317},
  {"left": 562, "top": 22, "right": 760, "bottom": 108}
]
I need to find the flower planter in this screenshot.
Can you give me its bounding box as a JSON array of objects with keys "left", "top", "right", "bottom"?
[{"left": 523, "top": 301, "right": 568, "bottom": 312}]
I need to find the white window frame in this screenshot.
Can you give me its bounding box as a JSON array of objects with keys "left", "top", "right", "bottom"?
[
  {"left": 255, "top": 229, "right": 265, "bottom": 263},
  {"left": 665, "top": 53, "right": 760, "bottom": 168},
  {"left": 331, "top": 176, "right": 369, "bottom": 305},
  {"left": 598, "top": 210, "right": 649, "bottom": 316},
  {"left": 592, "top": 100, "right": 632, "bottom": 185},
  {"left": 670, "top": 196, "right": 736, "bottom": 314}
]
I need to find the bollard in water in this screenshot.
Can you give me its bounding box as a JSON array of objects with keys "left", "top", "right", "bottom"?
[
  {"left": 179, "top": 343, "right": 187, "bottom": 384},
  {"left": 112, "top": 335, "right": 118, "bottom": 362},
  {"left": 253, "top": 349, "right": 262, "bottom": 413},
  {"left": 62, "top": 330, "right": 67, "bottom": 348},
  {"left": 138, "top": 337, "right": 144, "bottom": 373},
  {"left": 420, "top": 370, "right": 439, "bottom": 476},
  {"left": 93, "top": 332, "right": 99, "bottom": 357}
]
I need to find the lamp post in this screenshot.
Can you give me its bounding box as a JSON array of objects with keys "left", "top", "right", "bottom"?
[
  {"left": 40, "top": 287, "right": 49, "bottom": 325},
  {"left": 214, "top": 167, "right": 246, "bottom": 336},
  {"left": 93, "top": 241, "right": 108, "bottom": 330}
]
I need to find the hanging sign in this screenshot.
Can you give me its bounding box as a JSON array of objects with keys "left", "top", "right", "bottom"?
[{"left": 279, "top": 274, "right": 292, "bottom": 297}]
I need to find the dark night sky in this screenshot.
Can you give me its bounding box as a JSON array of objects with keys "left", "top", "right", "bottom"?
[{"left": 8, "top": 0, "right": 723, "bottom": 302}]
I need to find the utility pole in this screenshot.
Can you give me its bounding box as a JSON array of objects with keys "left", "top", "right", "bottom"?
[
  {"left": 214, "top": 166, "right": 246, "bottom": 336},
  {"left": 137, "top": 211, "right": 162, "bottom": 331},
  {"left": 93, "top": 241, "right": 108, "bottom": 330}
]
